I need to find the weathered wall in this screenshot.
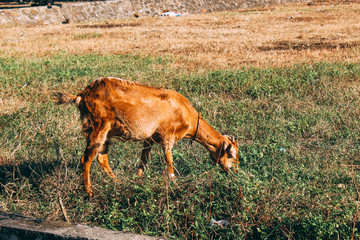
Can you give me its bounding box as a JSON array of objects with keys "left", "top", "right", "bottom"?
[{"left": 0, "top": 0, "right": 302, "bottom": 26}]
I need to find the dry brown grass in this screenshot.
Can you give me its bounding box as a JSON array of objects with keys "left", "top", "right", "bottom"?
[{"left": 1, "top": 2, "right": 360, "bottom": 69}]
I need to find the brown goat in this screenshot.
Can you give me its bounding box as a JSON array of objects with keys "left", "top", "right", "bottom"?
[{"left": 58, "top": 77, "right": 238, "bottom": 197}]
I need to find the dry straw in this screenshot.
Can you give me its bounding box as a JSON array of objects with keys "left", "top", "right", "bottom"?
[{"left": 0, "top": 2, "right": 360, "bottom": 69}]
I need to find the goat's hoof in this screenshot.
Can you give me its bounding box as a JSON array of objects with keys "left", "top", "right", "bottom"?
[
  {"left": 137, "top": 169, "right": 145, "bottom": 178},
  {"left": 112, "top": 177, "right": 120, "bottom": 182},
  {"left": 85, "top": 187, "right": 94, "bottom": 198},
  {"left": 86, "top": 191, "right": 93, "bottom": 199}
]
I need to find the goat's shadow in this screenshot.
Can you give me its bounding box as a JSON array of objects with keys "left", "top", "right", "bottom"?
[
  {"left": 0, "top": 105, "right": 82, "bottom": 196},
  {"left": 0, "top": 157, "right": 76, "bottom": 192}
]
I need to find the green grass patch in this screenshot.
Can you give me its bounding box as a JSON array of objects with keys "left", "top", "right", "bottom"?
[
  {"left": 73, "top": 32, "right": 104, "bottom": 40},
  {"left": 0, "top": 54, "right": 360, "bottom": 239}
]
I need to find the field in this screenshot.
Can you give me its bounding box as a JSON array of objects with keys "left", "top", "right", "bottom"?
[{"left": 1, "top": 1, "right": 360, "bottom": 239}]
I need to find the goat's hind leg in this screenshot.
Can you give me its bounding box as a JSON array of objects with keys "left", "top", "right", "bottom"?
[
  {"left": 81, "top": 122, "right": 111, "bottom": 197},
  {"left": 81, "top": 144, "right": 98, "bottom": 198},
  {"left": 137, "top": 139, "right": 154, "bottom": 177},
  {"left": 97, "top": 140, "right": 118, "bottom": 181}
]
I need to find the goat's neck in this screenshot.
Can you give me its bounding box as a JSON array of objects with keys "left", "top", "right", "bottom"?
[{"left": 195, "top": 119, "right": 224, "bottom": 155}]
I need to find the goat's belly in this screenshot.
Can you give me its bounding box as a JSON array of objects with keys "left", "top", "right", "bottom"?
[{"left": 109, "top": 119, "right": 157, "bottom": 141}]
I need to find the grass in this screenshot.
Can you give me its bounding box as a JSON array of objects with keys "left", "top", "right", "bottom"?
[
  {"left": 1, "top": 1, "right": 360, "bottom": 239},
  {"left": 1, "top": 54, "right": 360, "bottom": 239}
]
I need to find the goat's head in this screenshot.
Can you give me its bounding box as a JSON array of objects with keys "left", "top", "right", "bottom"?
[{"left": 212, "top": 136, "right": 239, "bottom": 172}]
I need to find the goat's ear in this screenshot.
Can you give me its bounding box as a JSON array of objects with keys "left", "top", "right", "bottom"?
[
  {"left": 219, "top": 141, "right": 227, "bottom": 158},
  {"left": 225, "top": 142, "right": 232, "bottom": 153},
  {"left": 224, "top": 142, "right": 236, "bottom": 159},
  {"left": 225, "top": 135, "right": 236, "bottom": 143},
  {"left": 220, "top": 141, "right": 232, "bottom": 158}
]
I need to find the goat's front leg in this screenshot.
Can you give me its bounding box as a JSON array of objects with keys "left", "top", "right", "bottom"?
[
  {"left": 137, "top": 139, "right": 154, "bottom": 177},
  {"left": 163, "top": 140, "right": 175, "bottom": 179}
]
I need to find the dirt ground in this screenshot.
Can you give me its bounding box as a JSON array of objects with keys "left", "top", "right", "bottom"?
[{"left": 0, "top": 1, "right": 359, "bottom": 69}]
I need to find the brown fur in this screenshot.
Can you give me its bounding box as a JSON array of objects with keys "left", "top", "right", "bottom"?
[{"left": 58, "top": 77, "right": 238, "bottom": 197}]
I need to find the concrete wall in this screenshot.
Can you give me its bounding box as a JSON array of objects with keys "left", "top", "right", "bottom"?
[{"left": 0, "top": 0, "right": 302, "bottom": 26}]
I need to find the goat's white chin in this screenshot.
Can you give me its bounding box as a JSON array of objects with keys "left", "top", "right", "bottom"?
[{"left": 223, "top": 164, "right": 238, "bottom": 173}]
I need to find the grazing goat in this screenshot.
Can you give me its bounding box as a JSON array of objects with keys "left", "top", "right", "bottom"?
[{"left": 58, "top": 77, "right": 238, "bottom": 197}]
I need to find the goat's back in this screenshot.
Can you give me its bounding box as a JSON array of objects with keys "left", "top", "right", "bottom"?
[{"left": 77, "top": 77, "right": 198, "bottom": 140}]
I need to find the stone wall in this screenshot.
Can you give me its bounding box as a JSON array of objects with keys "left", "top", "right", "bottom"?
[{"left": 0, "top": 0, "right": 302, "bottom": 26}]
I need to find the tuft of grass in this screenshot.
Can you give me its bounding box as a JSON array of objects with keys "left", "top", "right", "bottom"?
[
  {"left": 1, "top": 54, "right": 360, "bottom": 239},
  {"left": 73, "top": 32, "right": 104, "bottom": 40}
]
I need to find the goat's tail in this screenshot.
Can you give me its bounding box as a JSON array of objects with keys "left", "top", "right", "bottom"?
[{"left": 57, "top": 92, "right": 81, "bottom": 106}]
